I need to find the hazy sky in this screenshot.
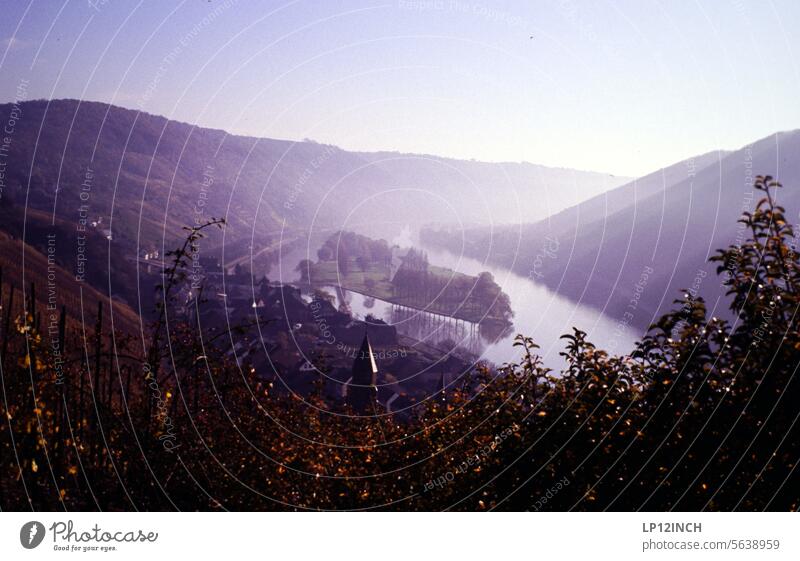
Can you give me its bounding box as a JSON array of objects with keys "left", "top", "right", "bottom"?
[{"left": 1, "top": 0, "right": 799, "bottom": 176}]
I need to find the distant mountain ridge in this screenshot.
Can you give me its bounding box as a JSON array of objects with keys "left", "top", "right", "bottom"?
[
  {"left": 0, "top": 98, "right": 629, "bottom": 312},
  {"left": 0, "top": 99, "right": 630, "bottom": 247},
  {"left": 422, "top": 130, "right": 800, "bottom": 330}
]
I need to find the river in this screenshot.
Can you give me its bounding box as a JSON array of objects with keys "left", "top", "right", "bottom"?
[{"left": 272, "top": 234, "right": 640, "bottom": 370}]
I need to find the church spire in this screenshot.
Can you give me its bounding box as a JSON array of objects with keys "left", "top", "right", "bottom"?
[{"left": 348, "top": 331, "right": 378, "bottom": 413}]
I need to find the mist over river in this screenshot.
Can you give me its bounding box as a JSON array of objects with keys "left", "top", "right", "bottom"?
[{"left": 273, "top": 232, "right": 640, "bottom": 370}]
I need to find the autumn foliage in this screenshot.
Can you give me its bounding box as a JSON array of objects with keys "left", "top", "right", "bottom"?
[{"left": 1, "top": 176, "right": 798, "bottom": 511}]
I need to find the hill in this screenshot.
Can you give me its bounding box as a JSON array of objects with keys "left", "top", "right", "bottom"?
[
  {"left": 0, "top": 229, "right": 140, "bottom": 337},
  {"left": 0, "top": 98, "right": 629, "bottom": 248},
  {"left": 0, "top": 98, "right": 629, "bottom": 312},
  {"left": 422, "top": 130, "right": 800, "bottom": 329}
]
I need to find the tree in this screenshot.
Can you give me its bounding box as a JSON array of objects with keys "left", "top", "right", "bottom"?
[
  {"left": 3, "top": 175, "right": 800, "bottom": 512},
  {"left": 337, "top": 251, "right": 349, "bottom": 276},
  {"left": 296, "top": 259, "right": 312, "bottom": 282}
]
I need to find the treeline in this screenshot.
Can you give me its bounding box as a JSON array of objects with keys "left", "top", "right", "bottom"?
[
  {"left": 393, "top": 248, "right": 513, "bottom": 325},
  {"left": 392, "top": 266, "right": 513, "bottom": 325},
  {"left": 316, "top": 231, "right": 393, "bottom": 265}
]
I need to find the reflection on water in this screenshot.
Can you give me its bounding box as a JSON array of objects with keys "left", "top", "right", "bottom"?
[
  {"left": 390, "top": 305, "right": 482, "bottom": 354},
  {"left": 274, "top": 235, "right": 641, "bottom": 370},
  {"left": 316, "top": 287, "right": 485, "bottom": 356},
  {"left": 416, "top": 243, "right": 642, "bottom": 368}
]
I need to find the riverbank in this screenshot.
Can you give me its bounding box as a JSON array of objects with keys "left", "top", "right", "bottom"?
[
  {"left": 304, "top": 258, "right": 513, "bottom": 326},
  {"left": 302, "top": 232, "right": 514, "bottom": 327}
]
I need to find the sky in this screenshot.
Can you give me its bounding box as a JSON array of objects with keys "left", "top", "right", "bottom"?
[{"left": 1, "top": 0, "right": 799, "bottom": 177}]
